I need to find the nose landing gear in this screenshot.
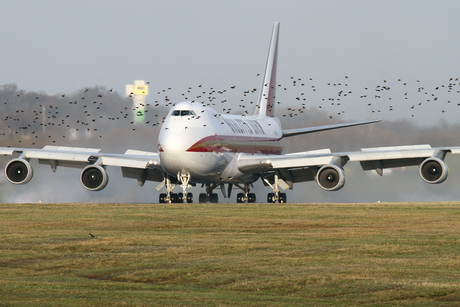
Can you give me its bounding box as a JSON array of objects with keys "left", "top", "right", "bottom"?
[{"left": 158, "top": 172, "right": 194, "bottom": 203}]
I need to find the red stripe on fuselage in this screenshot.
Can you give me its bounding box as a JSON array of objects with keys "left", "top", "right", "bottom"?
[{"left": 186, "top": 135, "right": 283, "bottom": 155}]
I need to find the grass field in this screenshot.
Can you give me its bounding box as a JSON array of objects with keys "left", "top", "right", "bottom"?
[{"left": 0, "top": 202, "right": 459, "bottom": 306}]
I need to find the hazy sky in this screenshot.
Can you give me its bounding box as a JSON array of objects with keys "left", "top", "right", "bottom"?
[{"left": 2, "top": 1, "right": 460, "bottom": 126}]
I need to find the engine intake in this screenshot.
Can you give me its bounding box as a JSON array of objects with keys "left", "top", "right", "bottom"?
[
  {"left": 5, "top": 159, "right": 33, "bottom": 185},
  {"left": 80, "top": 165, "right": 109, "bottom": 191},
  {"left": 316, "top": 164, "right": 346, "bottom": 191},
  {"left": 420, "top": 157, "right": 448, "bottom": 184}
]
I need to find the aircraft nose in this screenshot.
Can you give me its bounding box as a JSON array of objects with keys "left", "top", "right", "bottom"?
[{"left": 161, "top": 133, "right": 186, "bottom": 157}]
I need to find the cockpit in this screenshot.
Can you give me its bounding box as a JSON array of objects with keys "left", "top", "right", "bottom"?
[{"left": 172, "top": 110, "right": 197, "bottom": 116}]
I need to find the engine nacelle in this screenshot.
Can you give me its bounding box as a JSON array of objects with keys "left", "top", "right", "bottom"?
[
  {"left": 80, "top": 165, "right": 109, "bottom": 191},
  {"left": 5, "top": 158, "right": 34, "bottom": 185},
  {"left": 419, "top": 157, "right": 448, "bottom": 184},
  {"left": 316, "top": 164, "right": 346, "bottom": 191}
]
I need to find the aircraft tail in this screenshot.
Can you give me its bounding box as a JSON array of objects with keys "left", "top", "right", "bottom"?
[{"left": 255, "top": 22, "right": 280, "bottom": 118}]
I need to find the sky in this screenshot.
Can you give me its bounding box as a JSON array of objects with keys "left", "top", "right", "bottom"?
[
  {"left": 2, "top": 0, "right": 460, "bottom": 125},
  {"left": 2, "top": 0, "right": 460, "bottom": 203}
]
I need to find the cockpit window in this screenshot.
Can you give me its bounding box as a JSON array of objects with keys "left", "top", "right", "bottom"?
[{"left": 172, "top": 110, "right": 196, "bottom": 116}]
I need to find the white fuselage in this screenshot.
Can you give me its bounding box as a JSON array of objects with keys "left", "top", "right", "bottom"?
[{"left": 158, "top": 101, "right": 283, "bottom": 184}]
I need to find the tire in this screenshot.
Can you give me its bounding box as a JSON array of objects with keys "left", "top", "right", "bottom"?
[
  {"left": 199, "top": 193, "right": 208, "bottom": 203},
  {"left": 159, "top": 193, "right": 167, "bottom": 203},
  {"left": 279, "top": 193, "right": 287, "bottom": 203},
  {"left": 210, "top": 193, "right": 218, "bottom": 203},
  {"left": 267, "top": 193, "right": 274, "bottom": 203}
]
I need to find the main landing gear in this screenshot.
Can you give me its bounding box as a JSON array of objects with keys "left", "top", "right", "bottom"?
[
  {"left": 157, "top": 172, "right": 287, "bottom": 204},
  {"left": 262, "top": 172, "right": 288, "bottom": 203},
  {"left": 267, "top": 192, "right": 287, "bottom": 203},
  {"left": 198, "top": 183, "right": 219, "bottom": 203},
  {"left": 234, "top": 183, "right": 256, "bottom": 203}
]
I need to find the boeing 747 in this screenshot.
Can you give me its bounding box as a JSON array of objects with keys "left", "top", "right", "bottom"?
[{"left": 2, "top": 22, "right": 460, "bottom": 203}]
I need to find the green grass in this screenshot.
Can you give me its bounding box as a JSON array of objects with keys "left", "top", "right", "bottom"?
[{"left": 0, "top": 202, "right": 459, "bottom": 306}]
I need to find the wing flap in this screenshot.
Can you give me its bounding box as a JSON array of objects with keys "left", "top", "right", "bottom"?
[
  {"left": 360, "top": 158, "right": 421, "bottom": 172},
  {"left": 101, "top": 156, "right": 157, "bottom": 169},
  {"left": 237, "top": 150, "right": 335, "bottom": 173},
  {"left": 42, "top": 145, "right": 101, "bottom": 153},
  {"left": 121, "top": 167, "right": 164, "bottom": 186},
  {"left": 289, "top": 167, "right": 317, "bottom": 183},
  {"left": 271, "top": 156, "right": 333, "bottom": 169},
  {"left": 124, "top": 149, "right": 158, "bottom": 157},
  {"left": 348, "top": 144, "right": 435, "bottom": 161},
  {"left": 25, "top": 150, "right": 95, "bottom": 162}
]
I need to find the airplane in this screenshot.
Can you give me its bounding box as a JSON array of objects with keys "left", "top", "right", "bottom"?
[{"left": 2, "top": 22, "right": 460, "bottom": 204}]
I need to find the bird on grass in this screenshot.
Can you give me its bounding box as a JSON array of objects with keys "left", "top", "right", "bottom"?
[{"left": 88, "top": 232, "right": 95, "bottom": 238}]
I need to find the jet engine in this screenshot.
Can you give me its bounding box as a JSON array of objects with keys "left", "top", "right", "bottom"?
[
  {"left": 419, "top": 157, "right": 448, "bottom": 184},
  {"left": 316, "top": 164, "right": 346, "bottom": 191},
  {"left": 80, "top": 165, "right": 109, "bottom": 191},
  {"left": 5, "top": 158, "right": 34, "bottom": 185}
]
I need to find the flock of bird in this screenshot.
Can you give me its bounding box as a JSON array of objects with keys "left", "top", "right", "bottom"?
[{"left": 1, "top": 75, "right": 460, "bottom": 147}]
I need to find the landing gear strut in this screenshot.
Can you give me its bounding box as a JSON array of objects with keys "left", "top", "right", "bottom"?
[
  {"left": 178, "top": 170, "right": 193, "bottom": 203},
  {"left": 263, "top": 173, "right": 287, "bottom": 203},
  {"left": 158, "top": 176, "right": 175, "bottom": 203}
]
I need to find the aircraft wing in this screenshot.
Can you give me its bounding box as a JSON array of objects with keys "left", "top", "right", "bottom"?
[
  {"left": 236, "top": 144, "right": 460, "bottom": 191},
  {"left": 0, "top": 145, "right": 163, "bottom": 187},
  {"left": 282, "top": 119, "right": 381, "bottom": 137}
]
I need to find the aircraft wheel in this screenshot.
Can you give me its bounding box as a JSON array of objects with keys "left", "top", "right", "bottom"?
[
  {"left": 170, "top": 193, "right": 178, "bottom": 203},
  {"left": 237, "top": 193, "right": 244, "bottom": 203},
  {"left": 248, "top": 193, "right": 256, "bottom": 203},
  {"left": 177, "top": 193, "right": 184, "bottom": 203},
  {"left": 267, "top": 193, "right": 274, "bottom": 203},
  {"left": 279, "top": 193, "right": 287, "bottom": 203},
  {"left": 199, "top": 193, "right": 208, "bottom": 203},
  {"left": 159, "top": 193, "right": 167, "bottom": 203},
  {"left": 186, "top": 193, "right": 193, "bottom": 203},
  {"left": 210, "top": 193, "right": 218, "bottom": 203}
]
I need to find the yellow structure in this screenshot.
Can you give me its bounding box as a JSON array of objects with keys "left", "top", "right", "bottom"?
[
  {"left": 126, "top": 80, "right": 149, "bottom": 123},
  {"left": 133, "top": 84, "right": 148, "bottom": 96}
]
